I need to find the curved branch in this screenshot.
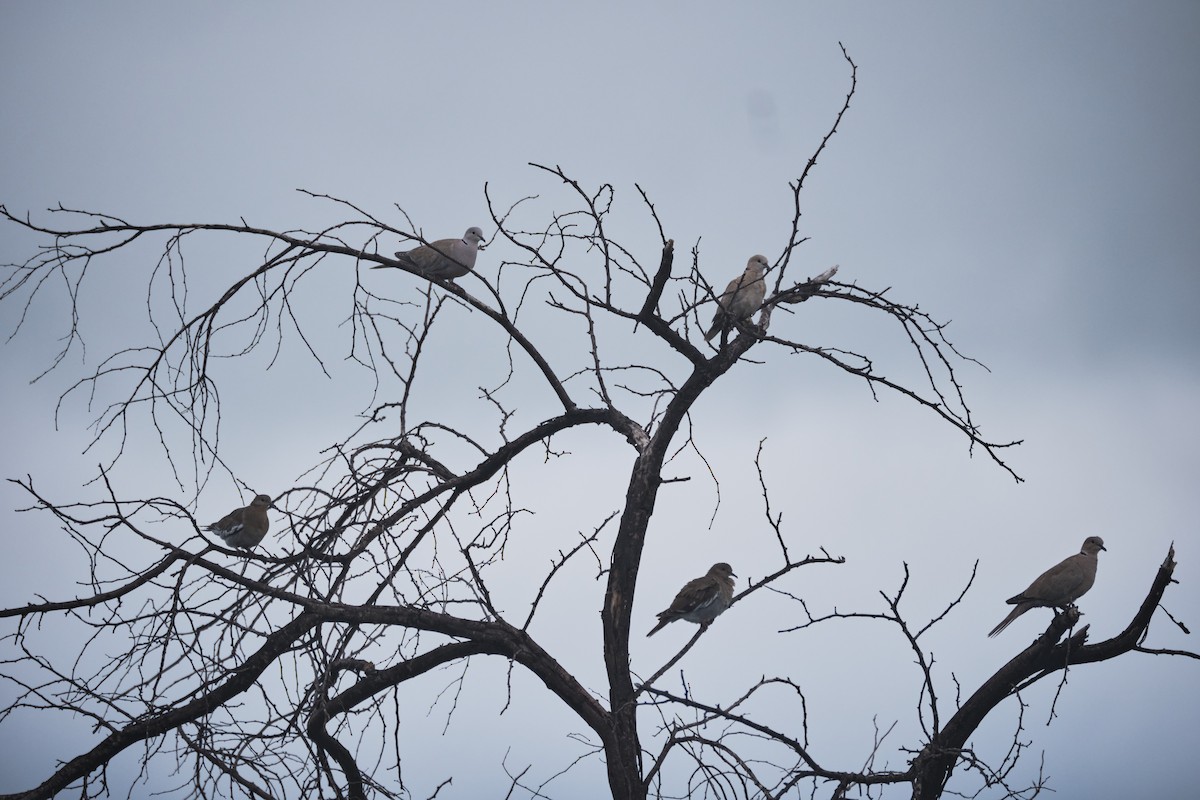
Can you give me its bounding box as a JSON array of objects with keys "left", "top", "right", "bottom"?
[
  {"left": 0, "top": 613, "right": 320, "bottom": 800},
  {"left": 911, "top": 544, "right": 1179, "bottom": 800}
]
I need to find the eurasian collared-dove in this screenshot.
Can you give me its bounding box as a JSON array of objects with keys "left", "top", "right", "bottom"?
[
  {"left": 373, "top": 227, "right": 485, "bottom": 281},
  {"left": 987, "top": 536, "right": 1106, "bottom": 637},
  {"left": 206, "top": 494, "right": 273, "bottom": 549},
  {"left": 705, "top": 255, "right": 768, "bottom": 341},
  {"left": 647, "top": 562, "right": 737, "bottom": 636}
]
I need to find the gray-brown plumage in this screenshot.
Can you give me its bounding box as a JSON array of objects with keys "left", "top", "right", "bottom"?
[
  {"left": 206, "top": 494, "right": 273, "bottom": 550},
  {"left": 373, "top": 226, "right": 485, "bottom": 281},
  {"left": 647, "top": 562, "right": 737, "bottom": 636},
  {"left": 988, "top": 536, "right": 1106, "bottom": 637},
  {"left": 704, "top": 255, "right": 768, "bottom": 341}
]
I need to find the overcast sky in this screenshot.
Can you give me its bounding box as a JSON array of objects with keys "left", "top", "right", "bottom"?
[{"left": 1, "top": 3, "right": 1198, "bottom": 798}]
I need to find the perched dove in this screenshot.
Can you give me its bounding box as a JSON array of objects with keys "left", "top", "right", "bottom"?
[
  {"left": 647, "top": 562, "right": 737, "bottom": 636},
  {"left": 988, "top": 536, "right": 1106, "bottom": 637},
  {"left": 206, "top": 494, "right": 273, "bottom": 550},
  {"left": 373, "top": 226, "right": 485, "bottom": 281},
  {"left": 705, "top": 255, "right": 768, "bottom": 341}
]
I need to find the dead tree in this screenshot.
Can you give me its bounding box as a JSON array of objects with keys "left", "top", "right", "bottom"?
[{"left": 0, "top": 49, "right": 1191, "bottom": 800}]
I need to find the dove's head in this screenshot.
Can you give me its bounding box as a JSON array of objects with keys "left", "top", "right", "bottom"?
[
  {"left": 251, "top": 494, "right": 274, "bottom": 509},
  {"left": 747, "top": 254, "right": 769, "bottom": 273},
  {"left": 709, "top": 562, "right": 736, "bottom": 579},
  {"left": 1081, "top": 536, "right": 1106, "bottom": 555},
  {"left": 463, "top": 227, "right": 486, "bottom": 248}
]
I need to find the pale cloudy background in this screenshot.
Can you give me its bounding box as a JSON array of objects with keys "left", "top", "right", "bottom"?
[{"left": 1, "top": 2, "right": 1197, "bottom": 798}]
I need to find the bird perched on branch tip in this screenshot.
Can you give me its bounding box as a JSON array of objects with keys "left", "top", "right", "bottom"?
[
  {"left": 705, "top": 255, "right": 768, "bottom": 341},
  {"left": 988, "top": 536, "right": 1106, "bottom": 637},
  {"left": 206, "top": 494, "right": 273, "bottom": 550},
  {"left": 647, "top": 562, "right": 737, "bottom": 636}
]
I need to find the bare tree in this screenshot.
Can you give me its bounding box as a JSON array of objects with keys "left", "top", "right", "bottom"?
[{"left": 0, "top": 50, "right": 1192, "bottom": 800}]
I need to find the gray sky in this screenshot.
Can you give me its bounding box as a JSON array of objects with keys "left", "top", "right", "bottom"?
[{"left": 2, "top": 2, "right": 1198, "bottom": 798}]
